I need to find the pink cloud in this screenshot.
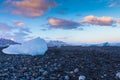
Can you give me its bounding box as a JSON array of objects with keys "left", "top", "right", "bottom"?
[
  {"left": 13, "top": 21, "right": 31, "bottom": 33},
  {"left": 0, "top": 22, "right": 30, "bottom": 42},
  {"left": 6, "top": 0, "right": 56, "bottom": 18},
  {"left": 82, "top": 15, "right": 114, "bottom": 26},
  {"left": 116, "top": 19, "right": 120, "bottom": 23},
  {"left": 1, "top": 31, "right": 29, "bottom": 42},
  {"left": 48, "top": 18, "right": 80, "bottom": 29},
  {"left": 14, "top": 21, "right": 25, "bottom": 27}
]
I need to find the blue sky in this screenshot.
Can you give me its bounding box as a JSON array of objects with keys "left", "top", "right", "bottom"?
[{"left": 0, "top": 0, "right": 120, "bottom": 44}]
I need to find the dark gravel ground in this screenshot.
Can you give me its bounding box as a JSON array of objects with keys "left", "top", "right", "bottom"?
[{"left": 0, "top": 46, "right": 120, "bottom": 80}]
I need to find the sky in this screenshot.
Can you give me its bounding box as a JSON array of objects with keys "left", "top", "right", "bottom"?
[{"left": 0, "top": 0, "right": 120, "bottom": 44}]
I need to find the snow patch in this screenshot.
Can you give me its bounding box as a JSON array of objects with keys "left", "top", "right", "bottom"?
[{"left": 3, "top": 37, "right": 48, "bottom": 55}]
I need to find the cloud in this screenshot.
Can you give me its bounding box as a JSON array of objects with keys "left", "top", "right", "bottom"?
[
  {"left": 0, "top": 22, "right": 31, "bottom": 42},
  {"left": 108, "top": 0, "right": 120, "bottom": 8},
  {"left": 116, "top": 19, "right": 120, "bottom": 23},
  {"left": 0, "top": 31, "right": 29, "bottom": 42},
  {"left": 56, "top": 37, "right": 68, "bottom": 40},
  {"left": 13, "top": 21, "right": 31, "bottom": 33},
  {"left": 93, "top": 0, "right": 120, "bottom": 8},
  {"left": 82, "top": 15, "right": 114, "bottom": 26},
  {"left": 0, "top": 23, "right": 14, "bottom": 32},
  {"left": 48, "top": 18, "right": 80, "bottom": 29},
  {"left": 13, "top": 31, "right": 29, "bottom": 42},
  {"left": 109, "top": 2, "right": 118, "bottom": 7},
  {"left": 56, "top": 10, "right": 67, "bottom": 15},
  {"left": 5, "top": 0, "right": 57, "bottom": 18},
  {"left": 14, "top": 21, "right": 25, "bottom": 27}
]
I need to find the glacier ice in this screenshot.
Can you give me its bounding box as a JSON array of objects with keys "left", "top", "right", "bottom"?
[{"left": 3, "top": 37, "right": 48, "bottom": 55}]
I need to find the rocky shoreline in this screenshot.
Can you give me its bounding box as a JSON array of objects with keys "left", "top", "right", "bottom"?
[{"left": 0, "top": 46, "right": 120, "bottom": 80}]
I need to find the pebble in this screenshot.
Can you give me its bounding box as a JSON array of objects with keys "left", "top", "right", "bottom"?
[
  {"left": 0, "top": 47, "right": 119, "bottom": 80},
  {"left": 79, "top": 75, "right": 86, "bottom": 80},
  {"left": 35, "top": 76, "right": 44, "bottom": 80},
  {"left": 64, "top": 75, "right": 70, "bottom": 80},
  {"left": 116, "top": 72, "right": 120, "bottom": 79},
  {"left": 74, "top": 68, "right": 79, "bottom": 73},
  {"left": 42, "top": 71, "right": 49, "bottom": 76}
]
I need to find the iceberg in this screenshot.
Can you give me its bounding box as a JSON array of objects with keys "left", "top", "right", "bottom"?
[{"left": 3, "top": 37, "right": 48, "bottom": 55}]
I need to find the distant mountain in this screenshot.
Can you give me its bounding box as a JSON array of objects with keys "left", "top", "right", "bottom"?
[
  {"left": 90, "top": 42, "right": 120, "bottom": 47},
  {"left": 47, "top": 40, "right": 68, "bottom": 47},
  {"left": 110, "top": 43, "right": 120, "bottom": 46},
  {"left": 47, "top": 41, "right": 120, "bottom": 47},
  {"left": 0, "top": 38, "right": 20, "bottom": 47}
]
